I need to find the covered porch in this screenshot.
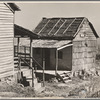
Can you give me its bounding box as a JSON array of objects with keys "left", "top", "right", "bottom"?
[{"left": 31, "top": 39, "right": 73, "bottom": 75}]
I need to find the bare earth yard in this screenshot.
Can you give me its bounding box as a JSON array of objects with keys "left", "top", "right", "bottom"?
[
  {"left": 0, "top": 75, "right": 100, "bottom": 98},
  {"left": 0, "top": 60, "right": 100, "bottom": 98}
]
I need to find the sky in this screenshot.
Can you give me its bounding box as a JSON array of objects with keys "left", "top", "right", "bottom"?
[{"left": 15, "top": 2, "right": 100, "bottom": 37}]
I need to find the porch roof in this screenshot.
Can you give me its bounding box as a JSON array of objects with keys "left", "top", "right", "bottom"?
[{"left": 32, "top": 39, "right": 72, "bottom": 49}]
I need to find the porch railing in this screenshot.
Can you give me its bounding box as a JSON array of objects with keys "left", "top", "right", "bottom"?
[{"left": 17, "top": 56, "right": 44, "bottom": 87}]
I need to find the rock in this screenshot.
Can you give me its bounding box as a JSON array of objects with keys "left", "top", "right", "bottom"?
[
  {"left": 58, "top": 83, "right": 68, "bottom": 87},
  {"left": 79, "top": 90, "right": 87, "bottom": 98},
  {"left": 44, "top": 90, "right": 54, "bottom": 95},
  {"left": 49, "top": 78, "right": 58, "bottom": 83}
]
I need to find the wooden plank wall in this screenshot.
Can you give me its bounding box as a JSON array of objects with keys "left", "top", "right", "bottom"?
[
  {"left": 72, "top": 19, "right": 97, "bottom": 72},
  {"left": 0, "top": 3, "right": 14, "bottom": 78}
]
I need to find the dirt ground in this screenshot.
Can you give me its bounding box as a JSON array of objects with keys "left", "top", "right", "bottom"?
[
  {"left": 37, "top": 76, "right": 100, "bottom": 98},
  {"left": 0, "top": 60, "right": 100, "bottom": 98},
  {"left": 0, "top": 75, "right": 100, "bottom": 98}
]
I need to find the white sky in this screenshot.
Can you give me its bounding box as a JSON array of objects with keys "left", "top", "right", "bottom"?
[{"left": 15, "top": 2, "right": 100, "bottom": 37}]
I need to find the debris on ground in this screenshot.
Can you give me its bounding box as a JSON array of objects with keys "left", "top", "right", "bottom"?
[
  {"left": 1, "top": 64, "right": 100, "bottom": 98},
  {"left": 0, "top": 75, "right": 100, "bottom": 98},
  {"left": 0, "top": 82, "right": 36, "bottom": 97}
]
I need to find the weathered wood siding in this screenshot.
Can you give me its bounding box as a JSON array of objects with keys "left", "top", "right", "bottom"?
[
  {"left": 0, "top": 3, "right": 14, "bottom": 78},
  {"left": 72, "top": 19, "right": 97, "bottom": 72}
]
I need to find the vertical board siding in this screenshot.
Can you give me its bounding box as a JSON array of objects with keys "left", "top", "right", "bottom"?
[
  {"left": 0, "top": 3, "right": 14, "bottom": 78},
  {"left": 72, "top": 19, "right": 97, "bottom": 72}
]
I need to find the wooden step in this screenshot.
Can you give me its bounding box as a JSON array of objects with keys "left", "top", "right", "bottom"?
[
  {"left": 63, "top": 77, "right": 70, "bottom": 80},
  {"left": 14, "top": 57, "right": 18, "bottom": 68},
  {"left": 14, "top": 57, "right": 18, "bottom": 60},
  {"left": 14, "top": 64, "right": 18, "bottom": 68},
  {"left": 56, "top": 71, "right": 71, "bottom": 83}
]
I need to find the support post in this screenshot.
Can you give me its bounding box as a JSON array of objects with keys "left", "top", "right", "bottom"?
[
  {"left": 55, "top": 49, "right": 58, "bottom": 76},
  {"left": 17, "top": 37, "right": 21, "bottom": 83},
  {"left": 17, "top": 37, "right": 20, "bottom": 57},
  {"left": 18, "top": 37, "right": 21, "bottom": 70},
  {"left": 24, "top": 46, "right": 26, "bottom": 59},
  {"left": 30, "top": 38, "right": 34, "bottom": 87},
  {"left": 43, "top": 49, "right": 45, "bottom": 87}
]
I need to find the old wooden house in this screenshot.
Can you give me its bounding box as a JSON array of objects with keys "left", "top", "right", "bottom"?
[
  {"left": 28, "top": 17, "right": 99, "bottom": 74},
  {"left": 0, "top": 3, "right": 20, "bottom": 79}
]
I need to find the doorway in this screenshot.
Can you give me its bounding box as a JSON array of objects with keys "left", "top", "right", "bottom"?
[{"left": 44, "top": 49, "right": 50, "bottom": 70}]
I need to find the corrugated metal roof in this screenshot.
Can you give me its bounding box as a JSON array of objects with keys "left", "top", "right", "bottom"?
[
  {"left": 31, "top": 40, "right": 72, "bottom": 48},
  {"left": 33, "top": 17, "right": 99, "bottom": 39}
]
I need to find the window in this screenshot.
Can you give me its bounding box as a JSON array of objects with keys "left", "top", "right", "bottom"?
[{"left": 58, "top": 51, "right": 63, "bottom": 59}]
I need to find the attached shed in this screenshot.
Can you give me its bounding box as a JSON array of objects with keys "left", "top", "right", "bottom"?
[
  {"left": 14, "top": 24, "right": 38, "bottom": 57},
  {"left": 0, "top": 3, "right": 20, "bottom": 79},
  {"left": 29, "top": 17, "right": 99, "bottom": 73}
]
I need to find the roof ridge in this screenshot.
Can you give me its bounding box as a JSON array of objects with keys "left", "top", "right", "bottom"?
[{"left": 42, "top": 17, "right": 85, "bottom": 20}]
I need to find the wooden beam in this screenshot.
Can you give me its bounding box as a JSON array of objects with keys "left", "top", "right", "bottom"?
[
  {"left": 17, "top": 37, "right": 20, "bottom": 56},
  {"left": 24, "top": 46, "right": 26, "bottom": 59},
  {"left": 43, "top": 48, "right": 45, "bottom": 87},
  {"left": 17, "top": 37, "right": 21, "bottom": 83},
  {"left": 30, "top": 38, "right": 34, "bottom": 87},
  {"left": 55, "top": 50, "right": 58, "bottom": 76},
  {"left": 30, "top": 39, "right": 33, "bottom": 67},
  {"left": 57, "top": 44, "right": 73, "bottom": 51}
]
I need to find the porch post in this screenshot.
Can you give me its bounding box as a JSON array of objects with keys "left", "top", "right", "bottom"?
[
  {"left": 55, "top": 49, "right": 58, "bottom": 76},
  {"left": 18, "top": 37, "right": 21, "bottom": 70},
  {"left": 17, "top": 37, "right": 21, "bottom": 83},
  {"left": 30, "top": 38, "right": 34, "bottom": 87},
  {"left": 24, "top": 46, "right": 26, "bottom": 59},
  {"left": 43, "top": 48, "right": 45, "bottom": 87},
  {"left": 17, "top": 37, "right": 20, "bottom": 56}
]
